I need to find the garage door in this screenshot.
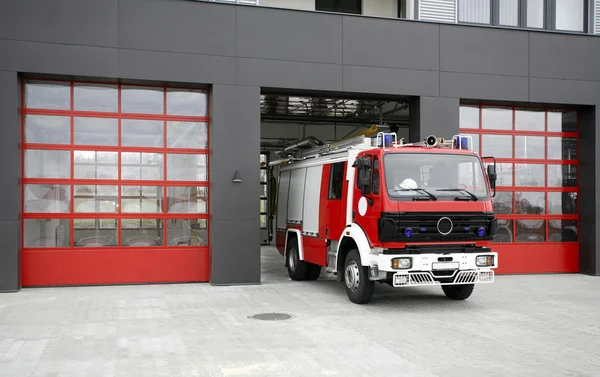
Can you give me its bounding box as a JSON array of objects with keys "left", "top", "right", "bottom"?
[
  {"left": 21, "top": 79, "right": 210, "bottom": 286},
  {"left": 460, "top": 104, "right": 579, "bottom": 274}
]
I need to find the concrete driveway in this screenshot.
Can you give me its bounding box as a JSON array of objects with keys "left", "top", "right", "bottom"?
[{"left": 1, "top": 246, "right": 599, "bottom": 376}]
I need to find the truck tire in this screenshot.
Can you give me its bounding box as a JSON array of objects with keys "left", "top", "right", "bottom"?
[
  {"left": 442, "top": 284, "right": 474, "bottom": 300},
  {"left": 344, "top": 249, "right": 374, "bottom": 304},
  {"left": 286, "top": 237, "right": 308, "bottom": 281},
  {"left": 306, "top": 264, "right": 321, "bottom": 281}
]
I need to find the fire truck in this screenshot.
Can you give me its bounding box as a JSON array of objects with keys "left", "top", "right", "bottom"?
[{"left": 270, "top": 132, "right": 499, "bottom": 304}]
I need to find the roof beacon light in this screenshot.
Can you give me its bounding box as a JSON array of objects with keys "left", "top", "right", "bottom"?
[
  {"left": 377, "top": 132, "right": 397, "bottom": 148},
  {"left": 452, "top": 135, "right": 473, "bottom": 151}
]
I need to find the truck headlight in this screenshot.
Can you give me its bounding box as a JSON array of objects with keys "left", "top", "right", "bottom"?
[
  {"left": 476, "top": 255, "right": 495, "bottom": 267},
  {"left": 392, "top": 257, "right": 412, "bottom": 269}
]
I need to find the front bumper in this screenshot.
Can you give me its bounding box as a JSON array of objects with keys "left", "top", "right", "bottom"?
[{"left": 368, "top": 249, "right": 498, "bottom": 288}]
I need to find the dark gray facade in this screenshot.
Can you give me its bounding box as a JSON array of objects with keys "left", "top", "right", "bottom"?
[{"left": 1, "top": 0, "right": 599, "bottom": 291}]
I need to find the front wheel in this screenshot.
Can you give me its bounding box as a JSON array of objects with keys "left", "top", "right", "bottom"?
[
  {"left": 442, "top": 284, "right": 474, "bottom": 300},
  {"left": 344, "top": 249, "right": 374, "bottom": 304}
]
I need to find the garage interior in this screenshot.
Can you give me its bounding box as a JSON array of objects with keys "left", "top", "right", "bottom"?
[{"left": 259, "top": 91, "right": 411, "bottom": 246}]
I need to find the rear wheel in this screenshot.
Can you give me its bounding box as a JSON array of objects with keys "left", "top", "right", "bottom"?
[
  {"left": 286, "top": 238, "right": 308, "bottom": 281},
  {"left": 442, "top": 284, "right": 474, "bottom": 300},
  {"left": 344, "top": 249, "right": 374, "bottom": 304}
]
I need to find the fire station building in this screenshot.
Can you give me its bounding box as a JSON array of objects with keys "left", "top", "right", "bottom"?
[{"left": 1, "top": 0, "right": 599, "bottom": 292}]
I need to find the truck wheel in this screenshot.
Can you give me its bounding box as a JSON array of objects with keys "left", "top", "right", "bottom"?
[
  {"left": 344, "top": 249, "right": 374, "bottom": 304},
  {"left": 306, "top": 264, "right": 321, "bottom": 281},
  {"left": 442, "top": 284, "right": 474, "bottom": 300},
  {"left": 286, "top": 237, "right": 308, "bottom": 281}
]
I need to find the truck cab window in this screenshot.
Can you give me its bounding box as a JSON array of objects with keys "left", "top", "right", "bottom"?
[
  {"left": 372, "top": 157, "right": 380, "bottom": 195},
  {"left": 329, "top": 162, "right": 345, "bottom": 199}
]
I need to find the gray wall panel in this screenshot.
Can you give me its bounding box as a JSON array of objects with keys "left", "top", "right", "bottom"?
[
  {"left": 530, "top": 33, "right": 600, "bottom": 82},
  {"left": 440, "top": 72, "right": 529, "bottom": 102},
  {"left": 119, "top": 0, "right": 236, "bottom": 56},
  {"left": 210, "top": 219, "right": 260, "bottom": 285},
  {"left": 0, "top": 220, "right": 20, "bottom": 292},
  {"left": 0, "top": 0, "right": 118, "bottom": 48},
  {"left": 0, "top": 39, "right": 118, "bottom": 78},
  {"left": 0, "top": 71, "right": 20, "bottom": 222},
  {"left": 409, "top": 97, "right": 459, "bottom": 142},
  {"left": 342, "top": 65, "right": 439, "bottom": 96},
  {"left": 529, "top": 78, "right": 600, "bottom": 106},
  {"left": 440, "top": 26, "right": 529, "bottom": 77},
  {"left": 579, "top": 106, "right": 598, "bottom": 275},
  {"left": 343, "top": 17, "right": 439, "bottom": 71},
  {"left": 237, "top": 6, "right": 343, "bottom": 64},
  {"left": 119, "top": 49, "right": 236, "bottom": 85},
  {"left": 210, "top": 85, "right": 260, "bottom": 284},
  {"left": 237, "top": 58, "right": 343, "bottom": 91}
]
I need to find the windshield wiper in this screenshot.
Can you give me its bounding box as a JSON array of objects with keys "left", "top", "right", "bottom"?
[
  {"left": 394, "top": 188, "right": 437, "bottom": 201},
  {"left": 436, "top": 188, "right": 479, "bottom": 201}
]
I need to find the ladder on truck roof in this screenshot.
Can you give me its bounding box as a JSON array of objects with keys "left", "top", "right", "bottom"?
[{"left": 268, "top": 135, "right": 372, "bottom": 167}]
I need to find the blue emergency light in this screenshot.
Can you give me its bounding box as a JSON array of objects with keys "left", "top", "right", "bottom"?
[
  {"left": 378, "top": 133, "right": 394, "bottom": 147},
  {"left": 454, "top": 136, "right": 469, "bottom": 150}
]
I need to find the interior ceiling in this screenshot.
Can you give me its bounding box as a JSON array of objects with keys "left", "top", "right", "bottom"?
[{"left": 260, "top": 94, "right": 410, "bottom": 126}]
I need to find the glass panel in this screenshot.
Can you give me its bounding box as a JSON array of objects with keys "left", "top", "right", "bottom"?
[
  {"left": 555, "top": 0, "right": 584, "bottom": 32},
  {"left": 121, "top": 152, "right": 164, "bottom": 181},
  {"left": 460, "top": 106, "right": 480, "bottom": 129},
  {"left": 492, "top": 191, "right": 513, "bottom": 214},
  {"left": 526, "top": 0, "right": 544, "bottom": 28},
  {"left": 260, "top": 154, "right": 267, "bottom": 164},
  {"left": 549, "top": 220, "right": 578, "bottom": 242},
  {"left": 493, "top": 219, "right": 513, "bottom": 243},
  {"left": 516, "top": 192, "right": 545, "bottom": 214},
  {"left": 260, "top": 214, "right": 267, "bottom": 228},
  {"left": 25, "top": 81, "right": 70, "bottom": 110},
  {"left": 121, "top": 86, "right": 164, "bottom": 114},
  {"left": 166, "top": 186, "right": 207, "bottom": 213},
  {"left": 548, "top": 164, "right": 577, "bottom": 187},
  {"left": 548, "top": 191, "right": 578, "bottom": 215},
  {"left": 73, "top": 83, "right": 118, "bottom": 112},
  {"left": 260, "top": 184, "right": 268, "bottom": 198},
  {"left": 74, "top": 219, "right": 117, "bottom": 247},
  {"left": 74, "top": 151, "right": 118, "bottom": 180},
  {"left": 24, "top": 219, "right": 70, "bottom": 248},
  {"left": 515, "top": 109, "right": 545, "bottom": 131},
  {"left": 24, "top": 184, "right": 71, "bottom": 213},
  {"left": 122, "top": 119, "right": 164, "bottom": 147},
  {"left": 166, "top": 121, "right": 207, "bottom": 149},
  {"left": 74, "top": 185, "right": 118, "bottom": 213},
  {"left": 167, "top": 154, "right": 207, "bottom": 181},
  {"left": 515, "top": 136, "right": 545, "bottom": 159},
  {"left": 260, "top": 170, "right": 267, "bottom": 183},
  {"left": 166, "top": 219, "right": 207, "bottom": 246},
  {"left": 498, "top": 0, "right": 519, "bottom": 26},
  {"left": 121, "top": 218, "right": 163, "bottom": 246},
  {"left": 260, "top": 199, "right": 267, "bottom": 213},
  {"left": 516, "top": 220, "right": 546, "bottom": 242},
  {"left": 548, "top": 137, "right": 577, "bottom": 160},
  {"left": 24, "top": 115, "right": 70, "bottom": 144},
  {"left": 122, "top": 186, "right": 163, "bottom": 213},
  {"left": 548, "top": 110, "right": 578, "bottom": 132},
  {"left": 515, "top": 164, "right": 545, "bottom": 186},
  {"left": 482, "top": 134, "right": 512, "bottom": 158},
  {"left": 484, "top": 162, "right": 513, "bottom": 187},
  {"left": 25, "top": 150, "right": 71, "bottom": 179},
  {"left": 458, "top": 0, "right": 491, "bottom": 24},
  {"left": 482, "top": 107, "right": 512, "bottom": 130},
  {"left": 74, "top": 117, "right": 118, "bottom": 146},
  {"left": 166, "top": 89, "right": 208, "bottom": 116}
]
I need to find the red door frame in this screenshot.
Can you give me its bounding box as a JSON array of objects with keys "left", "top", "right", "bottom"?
[
  {"left": 21, "top": 79, "right": 211, "bottom": 286},
  {"left": 460, "top": 104, "right": 580, "bottom": 274}
]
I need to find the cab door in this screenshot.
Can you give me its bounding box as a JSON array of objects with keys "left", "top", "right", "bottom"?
[{"left": 320, "top": 161, "right": 347, "bottom": 241}]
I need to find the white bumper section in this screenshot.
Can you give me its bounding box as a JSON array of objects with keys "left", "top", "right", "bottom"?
[{"left": 368, "top": 252, "right": 497, "bottom": 288}]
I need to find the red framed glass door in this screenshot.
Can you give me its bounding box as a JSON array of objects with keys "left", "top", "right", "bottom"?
[
  {"left": 460, "top": 104, "right": 579, "bottom": 274},
  {"left": 21, "top": 79, "right": 210, "bottom": 286}
]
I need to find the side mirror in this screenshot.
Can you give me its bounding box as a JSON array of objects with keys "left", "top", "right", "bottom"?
[
  {"left": 487, "top": 164, "right": 497, "bottom": 188},
  {"left": 354, "top": 157, "right": 372, "bottom": 195}
]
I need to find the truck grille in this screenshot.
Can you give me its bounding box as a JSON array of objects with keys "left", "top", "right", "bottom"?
[{"left": 379, "top": 212, "right": 496, "bottom": 242}]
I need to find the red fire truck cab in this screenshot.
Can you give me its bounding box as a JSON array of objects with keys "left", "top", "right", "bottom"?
[{"left": 271, "top": 133, "right": 499, "bottom": 304}]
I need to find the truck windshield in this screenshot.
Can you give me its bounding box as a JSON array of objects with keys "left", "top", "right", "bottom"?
[{"left": 383, "top": 153, "right": 488, "bottom": 201}]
